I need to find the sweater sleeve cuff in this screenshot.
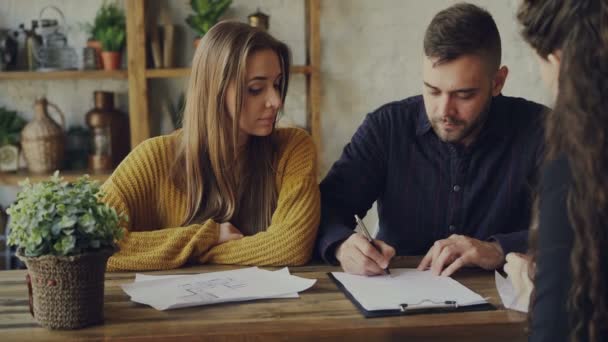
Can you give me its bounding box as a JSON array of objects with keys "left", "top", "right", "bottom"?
[
  {"left": 488, "top": 230, "right": 529, "bottom": 255},
  {"left": 318, "top": 223, "right": 355, "bottom": 265},
  {"left": 195, "top": 221, "right": 220, "bottom": 256}
]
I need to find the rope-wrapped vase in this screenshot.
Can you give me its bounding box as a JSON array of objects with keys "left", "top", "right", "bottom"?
[{"left": 21, "top": 98, "right": 65, "bottom": 173}]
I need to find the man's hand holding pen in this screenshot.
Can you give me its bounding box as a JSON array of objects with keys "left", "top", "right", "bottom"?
[{"left": 335, "top": 216, "right": 396, "bottom": 276}]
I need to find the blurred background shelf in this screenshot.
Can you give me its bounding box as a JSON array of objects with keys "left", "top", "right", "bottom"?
[
  {"left": 0, "top": 70, "right": 128, "bottom": 80},
  {"left": 145, "top": 67, "right": 190, "bottom": 79},
  {"left": 0, "top": 170, "right": 111, "bottom": 186},
  {"left": 144, "top": 65, "right": 314, "bottom": 79}
]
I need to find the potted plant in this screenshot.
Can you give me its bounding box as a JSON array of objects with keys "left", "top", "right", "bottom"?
[
  {"left": 0, "top": 205, "right": 6, "bottom": 240},
  {"left": 0, "top": 107, "right": 26, "bottom": 172},
  {"left": 6, "top": 173, "right": 125, "bottom": 329},
  {"left": 186, "top": 0, "right": 232, "bottom": 48},
  {"left": 98, "top": 25, "right": 126, "bottom": 70},
  {"left": 166, "top": 93, "right": 185, "bottom": 130},
  {"left": 84, "top": 1, "right": 125, "bottom": 69}
]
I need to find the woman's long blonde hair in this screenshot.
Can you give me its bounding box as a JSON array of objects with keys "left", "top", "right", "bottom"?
[{"left": 171, "top": 21, "right": 291, "bottom": 235}]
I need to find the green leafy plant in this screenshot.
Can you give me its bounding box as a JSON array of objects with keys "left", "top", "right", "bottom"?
[
  {"left": 186, "top": 0, "right": 232, "bottom": 37},
  {"left": 166, "top": 93, "right": 185, "bottom": 129},
  {"left": 98, "top": 26, "right": 126, "bottom": 52},
  {"left": 7, "top": 172, "right": 126, "bottom": 257},
  {"left": 83, "top": 1, "right": 126, "bottom": 42},
  {"left": 0, "top": 107, "right": 26, "bottom": 146}
]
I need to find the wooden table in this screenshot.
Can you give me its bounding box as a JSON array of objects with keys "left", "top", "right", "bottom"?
[{"left": 0, "top": 257, "right": 527, "bottom": 341}]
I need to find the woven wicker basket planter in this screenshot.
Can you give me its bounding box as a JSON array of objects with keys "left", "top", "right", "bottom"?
[{"left": 17, "top": 249, "right": 113, "bottom": 329}]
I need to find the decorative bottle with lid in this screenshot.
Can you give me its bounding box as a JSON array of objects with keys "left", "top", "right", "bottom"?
[{"left": 85, "top": 91, "right": 129, "bottom": 171}]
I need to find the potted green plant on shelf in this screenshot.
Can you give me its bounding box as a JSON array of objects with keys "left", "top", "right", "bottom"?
[
  {"left": 166, "top": 93, "right": 185, "bottom": 130},
  {"left": 98, "top": 25, "right": 126, "bottom": 70},
  {"left": 0, "top": 107, "right": 26, "bottom": 172},
  {"left": 83, "top": 1, "right": 125, "bottom": 69},
  {"left": 186, "top": 0, "right": 232, "bottom": 48},
  {"left": 6, "top": 173, "right": 125, "bottom": 329},
  {"left": 0, "top": 205, "right": 6, "bottom": 239}
]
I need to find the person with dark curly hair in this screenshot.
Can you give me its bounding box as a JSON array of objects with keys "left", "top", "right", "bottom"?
[{"left": 504, "top": 1, "right": 608, "bottom": 341}]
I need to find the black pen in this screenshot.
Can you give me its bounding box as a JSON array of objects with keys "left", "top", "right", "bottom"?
[{"left": 354, "top": 214, "right": 391, "bottom": 276}]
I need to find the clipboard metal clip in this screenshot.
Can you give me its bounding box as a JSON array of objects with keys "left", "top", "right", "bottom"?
[{"left": 399, "top": 299, "right": 459, "bottom": 312}]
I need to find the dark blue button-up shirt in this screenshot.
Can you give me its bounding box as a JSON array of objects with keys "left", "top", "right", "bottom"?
[{"left": 317, "top": 94, "right": 546, "bottom": 264}]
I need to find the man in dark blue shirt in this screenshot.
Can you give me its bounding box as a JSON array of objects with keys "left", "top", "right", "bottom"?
[{"left": 317, "top": 3, "right": 546, "bottom": 276}]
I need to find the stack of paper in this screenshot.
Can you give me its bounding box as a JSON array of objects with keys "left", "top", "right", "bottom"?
[{"left": 121, "top": 267, "right": 316, "bottom": 310}]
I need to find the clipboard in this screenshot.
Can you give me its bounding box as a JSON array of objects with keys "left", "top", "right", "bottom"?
[{"left": 328, "top": 273, "right": 495, "bottom": 318}]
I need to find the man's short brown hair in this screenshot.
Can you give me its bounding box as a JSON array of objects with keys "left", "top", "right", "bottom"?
[{"left": 423, "top": 3, "right": 501, "bottom": 71}]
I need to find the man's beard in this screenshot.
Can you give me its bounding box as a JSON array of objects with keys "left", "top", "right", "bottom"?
[{"left": 431, "top": 96, "right": 492, "bottom": 145}]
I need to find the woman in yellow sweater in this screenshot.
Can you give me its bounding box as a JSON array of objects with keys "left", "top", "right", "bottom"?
[{"left": 101, "top": 21, "right": 320, "bottom": 271}]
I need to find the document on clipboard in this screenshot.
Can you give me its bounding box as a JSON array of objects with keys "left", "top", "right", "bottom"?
[{"left": 329, "top": 268, "right": 494, "bottom": 318}]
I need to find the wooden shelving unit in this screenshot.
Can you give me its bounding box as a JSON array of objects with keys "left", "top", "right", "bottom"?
[
  {"left": 0, "top": 0, "right": 321, "bottom": 185},
  {"left": 0, "top": 70, "right": 128, "bottom": 80},
  {"left": 130, "top": 0, "right": 322, "bottom": 157},
  {"left": 145, "top": 67, "right": 191, "bottom": 79},
  {"left": 144, "top": 65, "right": 315, "bottom": 79},
  {"left": 0, "top": 170, "right": 111, "bottom": 186},
  {"left": 305, "top": 0, "right": 322, "bottom": 157}
]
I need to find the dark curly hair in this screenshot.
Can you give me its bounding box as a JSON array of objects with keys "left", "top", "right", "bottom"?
[{"left": 518, "top": 0, "right": 608, "bottom": 341}]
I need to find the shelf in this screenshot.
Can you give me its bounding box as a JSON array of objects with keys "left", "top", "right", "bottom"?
[
  {"left": 146, "top": 68, "right": 190, "bottom": 79},
  {"left": 291, "top": 65, "right": 315, "bottom": 74},
  {"left": 145, "top": 65, "right": 315, "bottom": 79},
  {"left": 0, "top": 70, "right": 128, "bottom": 81},
  {"left": 0, "top": 170, "right": 112, "bottom": 186}
]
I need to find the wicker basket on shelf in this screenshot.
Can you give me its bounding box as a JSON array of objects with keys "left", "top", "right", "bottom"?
[{"left": 21, "top": 98, "right": 65, "bottom": 173}]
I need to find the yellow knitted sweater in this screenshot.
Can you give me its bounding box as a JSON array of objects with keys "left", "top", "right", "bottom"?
[{"left": 101, "top": 127, "right": 320, "bottom": 271}]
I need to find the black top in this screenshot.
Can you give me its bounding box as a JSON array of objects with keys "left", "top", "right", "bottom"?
[
  {"left": 530, "top": 157, "right": 574, "bottom": 341},
  {"left": 317, "top": 94, "right": 546, "bottom": 263}
]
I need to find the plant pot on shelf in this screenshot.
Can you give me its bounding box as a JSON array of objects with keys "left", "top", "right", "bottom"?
[
  {"left": 18, "top": 249, "right": 113, "bottom": 329},
  {"left": 101, "top": 51, "right": 121, "bottom": 71},
  {"left": 0, "top": 106, "right": 26, "bottom": 171},
  {"left": 0, "top": 205, "right": 6, "bottom": 237},
  {"left": 186, "top": 0, "right": 232, "bottom": 51},
  {"left": 86, "top": 40, "right": 103, "bottom": 69}
]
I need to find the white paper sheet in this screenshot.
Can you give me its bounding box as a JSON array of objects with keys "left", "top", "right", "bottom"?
[
  {"left": 331, "top": 268, "right": 487, "bottom": 311},
  {"left": 133, "top": 268, "right": 298, "bottom": 299},
  {"left": 495, "top": 271, "right": 529, "bottom": 312},
  {"left": 122, "top": 267, "right": 316, "bottom": 310}
]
